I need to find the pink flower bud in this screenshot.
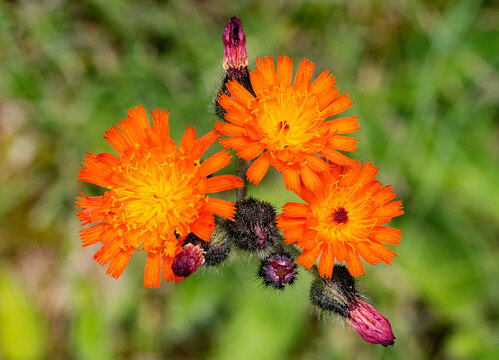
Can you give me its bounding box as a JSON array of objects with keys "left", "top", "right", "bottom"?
[
  {"left": 171, "top": 244, "right": 205, "bottom": 277},
  {"left": 348, "top": 299, "right": 395, "bottom": 346},
  {"left": 222, "top": 17, "right": 248, "bottom": 72}
]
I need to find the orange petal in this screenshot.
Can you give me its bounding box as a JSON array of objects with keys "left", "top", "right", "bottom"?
[
  {"left": 199, "top": 150, "right": 232, "bottom": 177},
  {"left": 282, "top": 226, "right": 306, "bottom": 242},
  {"left": 118, "top": 105, "right": 150, "bottom": 146},
  {"left": 219, "top": 136, "right": 255, "bottom": 153},
  {"left": 296, "top": 182, "right": 316, "bottom": 204},
  {"left": 191, "top": 129, "right": 221, "bottom": 159},
  {"left": 367, "top": 240, "right": 397, "bottom": 265},
  {"left": 305, "top": 154, "right": 330, "bottom": 172},
  {"left": 191, "top": 221, "right": 215, "bottom": 241},
  {"left": 310, "top": 70, "right": 336, "bottom": 98},
  {"left": 325, "top": 116, "right": 360, "bottom": 134},
  {"left": 226, "top": 79, "right": 255, "bottom": 106},
  {"left": 206, "top": 175, "right": 244, "bottom": 193},
  {"left": 300, "top": 166, "right": 322, "bottom": 192},
  {"left": 358, "top": 161, "right": 378, "bottom": 183},
  {"left": 322, "top": 93, "right": 353, "bottom": 117},
  {"left": 79, "top": 223, "right": 106, "bottom": 247},
  {"left": 106, "top": 248, "right": 134, "bottom": 279},
  {"left": 375, "top": 201, "right": 404, "bottom": 224},
  {"left": 258, "top": 56, "right": 276, "bottom": 84},
  {"left": 356, "top": 241, "right": 381, "bottom": 265},
  {"left": 282, "top": 202, "right": 310, "bottom": 218},
  {"left": 276, "top": 56, "right": 293, "bottom": 87},
  {"left": 296, "top": 245, "right": 322, "bottom": 269},
  {"left": 345, "top": 246, "right": 365, "bottom": 277},
  {"left": 218, "top": 94, "right": 251, "bottom": 125},
  {"left": 144, "top": 251, "right": 161, "bottom": 288},
  {"left": 373, "top": 186, "right": 397, "bottom": 205},
  {"left": 215, "top": 122, "right": 247, "bottom": 137},
  {"left": 370, "top": 226, "right": 402, "bottom": 245},
  {"left": 328, "top": 135, "right": 358, "bottom": 152},
  {"left": 293, "top": 58, "right": 314, "bottom": 90},
  {"left": 340, "top": 161, "right": 362, "bottom": 187},
  {"left": 151, "top": 108, "right": 170, "bottom": 144},
  {"left": 246, "top": 152, "right": 271, "bottom": 185},
  {"left": 319, "top": 148, "right": 353, "bottom": 166},
  {"left": 205, "top": 198, "right": 236, "bottom": 220},
  {"left": 332, "top": 238, "right": 348, "bottom": 263},
  {"left": 318, "top": 244, "right": 335, "bottom": 278},
  {"left": 78, "top": 152, "right": 120, "bottom": 188},
  {"left": 237, "top": 141, "right": 266, "bottom": 161},
  {"left": 278, "top": 217, "right": 307, "bottom": 230},
  {"left": 93, "top": 239, "right": 122, "bottom": 266},
  {"left": 104, "top": 125, "right": 129, "bottom": 155},
  {"left": 177, "top": 125, "right": 197, "bottom": 155},
  {"left": 76, "top": 194, "right": 105, "bottom": 224},
  {"left": 282, "top": 168, "right": 301, "bottom": 192},
  {"left": 191, "top": 211, "right": 216, "bottom": 241}
]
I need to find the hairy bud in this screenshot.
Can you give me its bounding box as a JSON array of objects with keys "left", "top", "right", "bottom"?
[
  {"left": 309, "top": 264, "right": 395, "bottom": 346},
  {"left": 309, "top": 265, "right": 356, "bottom": 317},
  {"left": 228, "top": 198, "right": 280, "bottom": 254},
  {"left": 216, "top": 16, "right": 254, "bottom": 119},
  {"left": 259, "top": 251, "right": 297, "bottom": 289},
  {"left": 183, "top": 223, "right": 232, "bottom": 267},
  {"left": 171, "top": 244, "right": 205, "bottom": 277}
]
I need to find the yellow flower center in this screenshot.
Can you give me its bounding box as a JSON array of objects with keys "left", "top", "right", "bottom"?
[
  {"left": 311, "top": 183, "right": 377, "bottom": 244},
  {"left": 110, "top": 151, "right": 206, "bottom": 237},
  {"left": 255, "top": 86, "right": 325, "bottom": 158}
]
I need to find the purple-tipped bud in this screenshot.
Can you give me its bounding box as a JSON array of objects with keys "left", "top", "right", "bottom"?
[
  {"left": 259, "top": 252, "right": 297, "bottom": 289},
  {"left": 309, "top": 264, "right": 396, "bottom": 346},
  {"left": 171, "top": 244, "right": 205, "bottom": 277},
  {"left": 222, "top": 17, "right": 248, "bottom": 72},
  {"left": 216, "top": 17, "right": 254, "bottom": 119},
  {"left": 348, "top": 299, "right": 395, "bottom": 346}
]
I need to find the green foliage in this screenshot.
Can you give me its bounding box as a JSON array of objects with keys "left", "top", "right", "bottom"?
[
  {"left": 0, "top": 0, "right": 497, "bottom": 359},
  {"left": 0, "top": 270, "right": 47, "bottom": 360}
]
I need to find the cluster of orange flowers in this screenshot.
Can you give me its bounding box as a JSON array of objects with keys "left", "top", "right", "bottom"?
[{"left": 77, "top": 21, "right": 403, "bottom": 288}]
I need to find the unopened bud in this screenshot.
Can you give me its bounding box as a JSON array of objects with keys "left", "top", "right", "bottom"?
[
  {"left": 183, "top": 223, "right": 232, "bottom": 267},
  {"left": 216, "top": 17, "right": 254, "bottom": 119},
  {"left": 309, "top": 264, "right": 396, "bottom": 345},
  {"left": 228, "top": 198, "right": 279, "bottom": 254},
  {"left": 309, "top": 265, "right": 355, "bottom": 317},
  {"left": 259, "top": 251, "right": 297, "bottom": 289},
  {"left": 171, "top": 244, "right": 205, "bottom": 277},
  {"left": 348, "top": 299, "right": 395, "bottom": 346},
  {"left": 204, "top": 221, "right": 232, "bottom": 266},
  {"left": 223, "top": 16, "right": 248, "bottom": 72}
]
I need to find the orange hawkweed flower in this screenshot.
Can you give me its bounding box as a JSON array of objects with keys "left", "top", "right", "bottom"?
[
  {"left": 76, "top": 105, "right": 243, "bottom": 288},
  {"left": 277, "top": 161, "right": 403, "bottom": 278},
  {"left": 216, "top": 56, "right": 359, "bottom": 192}
]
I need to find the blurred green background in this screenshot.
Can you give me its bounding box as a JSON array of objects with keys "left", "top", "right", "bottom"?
[{"left": 0, "top": 0, "right": 498, "bottom": 359}]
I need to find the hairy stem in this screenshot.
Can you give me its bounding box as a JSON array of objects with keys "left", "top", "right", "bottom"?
[{"left": 236, "top": 157, "right": 249, "bottom": 202}]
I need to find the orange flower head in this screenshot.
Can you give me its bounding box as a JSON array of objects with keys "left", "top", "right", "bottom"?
[
  {"left": 277, "top": 161, "right": 403, "bottom": 278},
  {"left": 216, "top": 56, "right": 359, "bottom": 192},
  {"left": 76, "top": 105, "right": 243, "bottom": 288}
]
